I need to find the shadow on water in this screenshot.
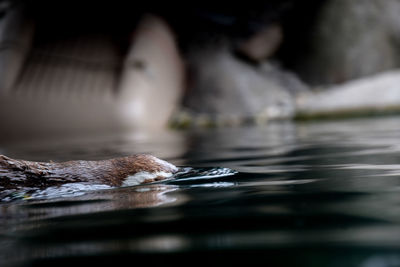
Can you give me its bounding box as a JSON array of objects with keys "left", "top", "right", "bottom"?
[{"left": 2, "top": 117, "right": 400, "bottom": 266}]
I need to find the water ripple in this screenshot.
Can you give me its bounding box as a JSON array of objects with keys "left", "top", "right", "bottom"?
[{"left": 3, "top": 117, "right": 400, "bottom": 266}]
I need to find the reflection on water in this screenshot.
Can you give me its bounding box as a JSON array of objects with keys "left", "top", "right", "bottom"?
[
  {"left": 2, "top": 117, "right": 400, "bottom": 266},
  {"left": 0, "top": 166, "right": 236, "bottom": 202}
]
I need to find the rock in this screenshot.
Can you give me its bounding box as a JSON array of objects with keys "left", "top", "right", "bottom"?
[
  {"left": 174, "top": 46, "right": 308, "bottom": 127},
  {"left": 297, "top": 0, "right": 400, "bottom": 85},
  {"left": 296, "top": 70, "right": 400, "bottom": 117},
  {"left": 0, "top": 2, "right": 34, "bottom": 93},
  {"left": 0, "top": 12, "right": 184, "bottom": 138},
  {"left": 235, "top": 23, "right": 283, "bottom": 63},
  {"left": 117, "top": 14, "right": 185, "bottom": 129}
]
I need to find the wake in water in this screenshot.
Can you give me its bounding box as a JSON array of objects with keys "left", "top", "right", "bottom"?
[{"left": 1, "top": 166, "right": 238, "bottom": 202}]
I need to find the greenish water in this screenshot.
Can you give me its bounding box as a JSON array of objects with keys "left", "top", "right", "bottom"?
[{"left": 2, "top": 117, "right": 400, "bottom": 266}]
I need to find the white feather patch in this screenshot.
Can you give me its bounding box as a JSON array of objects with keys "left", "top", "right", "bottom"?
[{"left": 122, "top": 171, "right": 173, "bottom": 187}]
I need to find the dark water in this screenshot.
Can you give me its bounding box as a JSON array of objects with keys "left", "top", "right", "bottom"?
[{"left": 2, "top": 117, "right": 400, "bottom": 266}]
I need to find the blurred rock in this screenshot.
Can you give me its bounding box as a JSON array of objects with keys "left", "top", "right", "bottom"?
[
  {"left": 117, "top": 14, "right": 184, "bottom": 129},
  {"left": 298, "top": 0, "right": 400, "bottom": 85},
  {"left": 296, "top": 70, "right": 400, "bottom": 117},
  {"left": 0, "top": 2, "right": 34, "bottom": 93},
  {"left": 173, "top": 46, "right": 308, "bottom": 127},
  {"left": 236, "top": 23, "right": 283, "bottom": 63},
  {"left": 0, "top": 11, "right": 184, "bottom": 138}
]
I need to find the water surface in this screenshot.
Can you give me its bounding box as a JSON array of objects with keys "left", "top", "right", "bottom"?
[{"left": 2, "top": 117, "right": 400, "bottom": 266}]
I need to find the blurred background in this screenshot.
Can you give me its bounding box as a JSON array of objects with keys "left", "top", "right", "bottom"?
[
  {"left": 1, "top": 0, "right": 400, "bottom": 140},
  {"left": 4, "top": 2, "right": 400, "bottom": 265}
]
